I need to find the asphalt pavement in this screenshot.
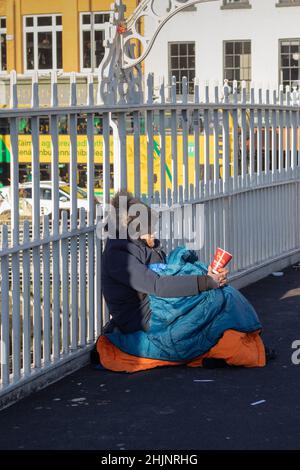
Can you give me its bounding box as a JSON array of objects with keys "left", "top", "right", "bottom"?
[{"left": 0, "top": 266, "right": 299, "bottom": 450}]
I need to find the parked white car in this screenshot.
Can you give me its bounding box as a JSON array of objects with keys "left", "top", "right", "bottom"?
[{"left": 0, "top": 181, "right": 100, "bottom": 217}]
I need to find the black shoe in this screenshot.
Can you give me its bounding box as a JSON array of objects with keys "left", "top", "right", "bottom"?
[
  {"left": 90, "top": 343, "right": 100, "bottom": 365},
  {"left": 265, "top": 347, "right": 277, "bottom": 362},
  {"left": 202, "top": 358, "right": 228, "bottom": 369}
]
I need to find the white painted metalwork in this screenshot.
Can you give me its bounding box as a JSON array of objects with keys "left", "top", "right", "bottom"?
[
  {"left": 1, "top": 71, "right": 300, "bottom": 408},
  {"left": 1, "top": 0, "right": 300, "bottom": 408},
  {"left": 98, "top": 0, "right": 219, "bottom": 104}
]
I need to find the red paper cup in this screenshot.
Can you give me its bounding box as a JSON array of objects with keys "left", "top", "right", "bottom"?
[{"left": 211, "top": 248, "right": 233, "bottom": 274}]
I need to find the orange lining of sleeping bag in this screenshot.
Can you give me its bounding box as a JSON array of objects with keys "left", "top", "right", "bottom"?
[{"left": 97, "top": 329, "right": 266, "bottom": 373}]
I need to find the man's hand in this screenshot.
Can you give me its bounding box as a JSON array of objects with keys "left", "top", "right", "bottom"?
[{"left": 208, "top": 265, "right": 229, "bottom": 287}]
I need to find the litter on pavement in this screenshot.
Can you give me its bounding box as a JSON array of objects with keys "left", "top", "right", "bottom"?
[{"left": 250, "top": 400, "right": 266, "bottom": 406}]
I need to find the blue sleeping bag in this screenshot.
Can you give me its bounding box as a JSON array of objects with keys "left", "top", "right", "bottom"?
[{"left": 105, "top": 247, "right": 262, "bottom": 362}]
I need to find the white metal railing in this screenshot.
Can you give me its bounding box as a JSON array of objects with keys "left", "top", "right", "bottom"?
[{"left": 0, "top": 71, "right": 300, "bottom": 406}]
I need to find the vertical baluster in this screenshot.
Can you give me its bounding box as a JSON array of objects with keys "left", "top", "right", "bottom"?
[
  {"left": 61, "top": 211, "right": 70, "bottom": 354},
  {"left": 285, "top": 86, "right": 291, "bottom": 176},
  {"left": 278, "top": 85, "right": 284, "bottom": 177},
  {"left": 239, "top": 82, "right": 247, "bottom": 189},
  {"left": 1, "top": 225, "right": 10, "bottom": 387},
  {"left": 264, "top": 88, "right": 270, "bottom": 180},
  {"left": 50, "top": 71, "right": 60, "bottom": 360},
  {"left": 118, "top": 112, "right": 127, "bottom": 191},
  {"left": 42, "top": 216, "right": 51, "bottom": 366},
  {"left": 159, "top": 78, "right": 166, "bottom": 204},
  {"left": 182, "top": 76, "right": 189, "bottom": 202},
  {"left": 69, "top": 72, "right": 78, "bottom": 350},
  {"left": 86, "top": 81, "right": 95, "bottom": 344},
  {"left": 291, "top": 87, "right": 298, "bottom": 175},
  {"left": 194, "top": 78, "right": 201, "bottom": 198},
  {"left": 9, "top": 70, "right": 21, "bottom": 381},
  {"left": 31, "top": 71, "right": 42, "bottom": 371},
  {"left": 213, "top": 84, "right": 220, "bottom": 194},
  {"left": 249, "top": 85, "right": 255, "bottom": 183},
  {"left": 133, "top": 110, "right": 141, "bottom": 198},
  {"left": 204, "top": 84, "right": 210, "bottom": 196},
  {"left": 171, "top": 76, "right": 178, "bottom": 203},
  {"left": 232, "top": 81, "right": 239, "bottom": 190},
  {"left": 222, "top": 81, "right": 230, "bottom": 194},
  {"left": 257, "top": 87, "right": 263, "bottom": 182},
  {"left": 146, "top": 73, "right": 154, "bottom": 203},
  {"left": 79, "top": 208, "right": 87, "bottom": 347},
  {"left": 95, "top": 209, "right": 102, "bottom": 336},
  {"left": 271, "top": 90, "right": 277, "bottom": 180},
  {"left": 103, "top": 112, "right": 111, "bottom": 206}
]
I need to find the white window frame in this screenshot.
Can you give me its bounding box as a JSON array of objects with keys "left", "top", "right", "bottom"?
[
  {"left": 23, "top": 14, "right": 63, "bottom": 74},
  {"left": 0, "top": 17, "right": 7, "bottom": 73},
  {"left": 168, "top": 41, "right": 196, "bottom": 97},
  {"left": 80, "top": 12, "right": 110, "bottom": 73}
]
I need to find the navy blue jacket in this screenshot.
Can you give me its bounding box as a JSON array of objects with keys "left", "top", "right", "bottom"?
[{"left": 101, "top": 238, "right": 201, "bottom": 334}]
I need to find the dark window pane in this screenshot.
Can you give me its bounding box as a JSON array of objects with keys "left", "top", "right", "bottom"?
[
  {"left": 281, "top": 54, "right": 290, "bottom": 67},
  {"left": 1, "top": 34, "right": 6, "bottom": 71},
  {"left": 188, "top": 56, "right": 195, "bottom": 68},
  {"left": 291, "top": 67, "right": 299, "bottom": 82},
  {"left": 243, "top": 41, "right": 251, "bottom": 54},
  {"left": 37, "top": 16, "right": 52, "bottom": 26},
  {"left": 235, "top": 55, "right": 240, "bottom": 67},
  {"left": 38, "top": 32, "right": 53, "bottom": 69},
  {"left": 180, "top": 43, "right": 187, "bottom": 56},
  {"left": 82, "top": 14, "right": 91, "bottom": 25},
  {"left": 170, "top": 43, "right": 178, "bottom": 56},
  {"left": 26, "top": 32, "right": 34, "bottom": 70},
  {"left": 56, "top": 16, "right": 62, "bottom": 26},
  {"left": 281, "top": 43, "right": 290, "bottom": 54},
  {"left": 95, "top": 29, "right": 105, "bottom": 67},
  {"left": 94, "top": 13, "right": 110, "bottom": 24},
  {"left": 56, "top": 31, "right": 62, "bottom": 69},
  {"left": 180, "top": 56, "right": 187, "bottom": 69},
  {"left": 291, "top": 55, "right": 299, "bottom": 67},
  {"left": 94, "top": 14, "right": 102, "bottom": 24},
  {"left": 225, "top": 55, "right": 233, "bottom": 67},
  {"left": 0, "top": 18, "right": 6, "bottom": 29},
  {"left": 225, "top": 69, "right": 234, "bottom": 81},
  {"left": 290, "top": 43, "right": 299, "bottom": 53},
  {"left": 225, "top": 42, "right": 234, "bottom": 54},
  {"left": 170, "top": 56, "right": 178, "bottom": 69},
  {"left": 188, "top": 43, "right": 195, "bottom": 55},
  {"left": 26, "top": 17, "right": 34, "bottom": 27},
  {"left": 282, "top": 68, "right": 290, "bottom": 82},
  {"left": 83, "top": 30, "right": 91, "bottom": 68},
  {"left": 235, "top": 42, "right": 242, "bottom": 54}
]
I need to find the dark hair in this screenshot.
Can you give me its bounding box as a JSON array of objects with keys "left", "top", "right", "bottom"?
[{"left": 110, "top": 190, "right": 157, "bottom": 238}]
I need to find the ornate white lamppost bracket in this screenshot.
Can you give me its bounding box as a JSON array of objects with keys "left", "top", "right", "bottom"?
[{"left": 98, "top": 0, "right": 218, "bottom": 104}]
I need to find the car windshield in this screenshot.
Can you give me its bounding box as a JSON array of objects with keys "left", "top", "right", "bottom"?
[{"left": 59, "top": 185, "right": 86, "bottom": 199}]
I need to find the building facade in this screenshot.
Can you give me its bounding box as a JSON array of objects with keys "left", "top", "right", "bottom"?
[
  {"left": 0, "top": 0, "right": 139, "bottom": 74},
  {"left": 144, "top": 0, "right": 300, "bottom": 95}
]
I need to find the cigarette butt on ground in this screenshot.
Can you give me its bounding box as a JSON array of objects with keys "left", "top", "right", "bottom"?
[
  {"left": 193, "top": 379, "right": 214, "bottom": 383},
  {"left": 250, "top": 400, "right": 266, "bottom": 406}
]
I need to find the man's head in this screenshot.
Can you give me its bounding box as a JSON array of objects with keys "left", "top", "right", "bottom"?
[{"left": 110, "top": 190, "right": 158, "bottom": 242}]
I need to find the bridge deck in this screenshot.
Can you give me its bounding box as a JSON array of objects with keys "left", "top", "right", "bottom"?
[{"left": 0, "top": 266, "right": 299, "bottom": 450}]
